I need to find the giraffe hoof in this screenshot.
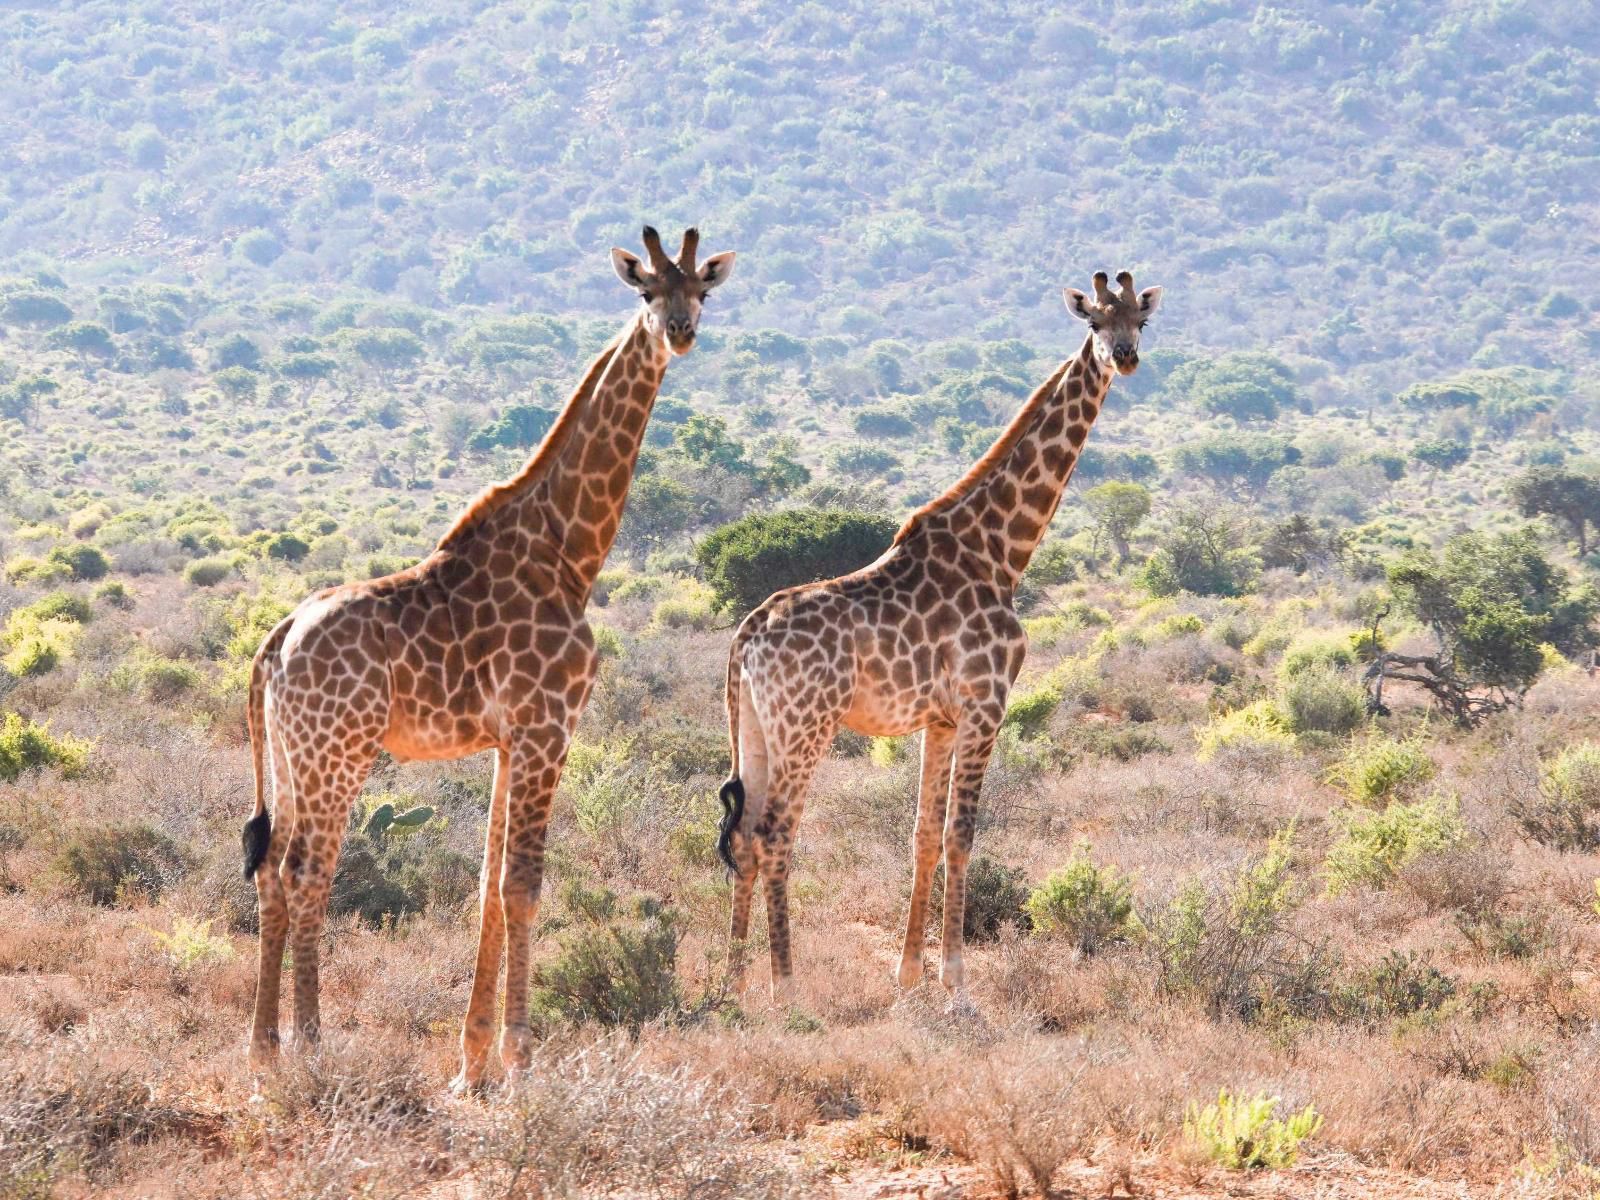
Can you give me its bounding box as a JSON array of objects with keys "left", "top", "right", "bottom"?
[
  {"left": 448, "top": 1069, "right": 487, "bottom": 1099},
  {"left": 770, "top": 977, "right": 797, "bottom": 1008}
]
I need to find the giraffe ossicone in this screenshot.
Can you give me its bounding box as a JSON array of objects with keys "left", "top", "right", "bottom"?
[
  {"left": 240, "top": 226, "right": 734, "bottom": 1089},
  {"left": 716, "top": 271, "right": 1161, "bottom": 1000}
]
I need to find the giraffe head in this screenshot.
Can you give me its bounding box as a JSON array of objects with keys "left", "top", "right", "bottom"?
[
  {"left": 1063, "top": 271, "right": 1163, "bottom": 375},
  {"left": 610, "top": 226, "right": 736, "bottom": 356}
]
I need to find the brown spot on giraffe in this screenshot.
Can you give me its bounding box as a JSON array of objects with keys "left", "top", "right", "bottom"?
[
  {"left": 241, "top": 227, "right": 736, "bottom": 1089},
  {"left": 716, "top": 271, "right": 1162, "bottom": 1002}
]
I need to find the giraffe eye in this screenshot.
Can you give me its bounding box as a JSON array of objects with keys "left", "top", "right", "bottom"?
[
  {"left": 641, "top": 292, "right": 653, "bottom": 302},
  {"left": 1088, "top": 322, "right": 1101, "bottom": 332}
]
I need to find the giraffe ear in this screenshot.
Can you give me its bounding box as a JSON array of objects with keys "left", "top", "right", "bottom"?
[
  {"left": 611, "top": 248, "right": 650, "bottom": 290},
  {"left": 1138, "top": 286, "right": 1163, "bottom": 316},
  {"left": 1063, "top": 288, "right": 1094, "bottom": 322},
  {"left": 698, "top": 251, "right": 736, "bottom": 291}
]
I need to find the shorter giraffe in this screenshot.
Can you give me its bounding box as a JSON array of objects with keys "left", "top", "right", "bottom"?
[{"left": 717, "top": 271, "right": 1162, "bottom": 999}]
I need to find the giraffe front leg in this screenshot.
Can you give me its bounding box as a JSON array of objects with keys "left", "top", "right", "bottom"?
[
  {"left": 452, "top": 747, "right": 511, "bottom": 1095},
  {"left": 498, "top": 729, "right": 567, "bottom": 1081},
  {"left": 940, "top": 716, "right": 1002, "bottom": 998},
  {"left": 898, "top": 722, "right": 955, "bottom": 989}
]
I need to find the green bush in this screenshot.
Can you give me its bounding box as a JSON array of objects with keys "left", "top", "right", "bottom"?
[
  {"left": 1002, "top": 681, "right": 1062, "bottom": 738},
  {"left": 23, "top": 592, "right": 92, "bottom": 625},
  {"left": 1183, "top": 1090, "right": 1322, "bottom": 1170},
  {"left": 697, "top": 508, "right": 897, "bottom": 616},
  {"left": 1325, "top": 734, "right": 1435, "bottom": 805},
  {"left": 1341, "top": 950, "right": 1457, "bottom": 1019},
  {"left": 264, "top": 532, "right": 311, "bottom": 562},
  {"left": 531, "top": 883, "right": 682, "bottom": 1031},
  {"left": 926, "top": 854, "right": 1032, "bottom": 943},
  {"left": 184, "top": 556, "right": 234, "bottom": 587},
  {"left": 1194, "top": 700, "right": 1293, "bottom": 760},
  {"left": 0, "top": 712, "right": 90, "bottom": 781},
  {"left": 329, "top": 833, "right": 427, "bottom": 927},
  {"left": 1511, "top": 742, "right": 1600, "bottom": 850},
  {"left": 1323, "top": 794, "right": 1466, "bottom": 895},
  {"left": 1277, "top": 631, "right": 1356, "bottom": 679},
  {"left": 53, "top": 823, "right": 186, "bottom": 906},
  {"left": 1023, "top": 843, "right": 1134, "bottom": 955},
  {"left": 48, "top": 544, "right": 110, "bottom": 581},
  {"left": 1278, "top": 665, "right": 1366, "bottom": 735}
]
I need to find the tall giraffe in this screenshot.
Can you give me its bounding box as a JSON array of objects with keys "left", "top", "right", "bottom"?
[
  {"left": 716, "top": 271, "right": 1160, "bottom": 1000},
  {"left": 241, "top": 227, "right": 735, "bottom": 1088}
]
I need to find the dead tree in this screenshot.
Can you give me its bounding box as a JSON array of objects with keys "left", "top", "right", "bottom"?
[{"left": 1361, "top": 606, "right": 1521, "bottom": 726}]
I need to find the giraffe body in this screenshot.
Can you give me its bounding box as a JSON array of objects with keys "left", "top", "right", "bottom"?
[
  {"left": 719, "top": 273, "right": 1161, "bottom": 998},
  {"left": 243, "top": 229, "right": 733, "bottom": 1088}
]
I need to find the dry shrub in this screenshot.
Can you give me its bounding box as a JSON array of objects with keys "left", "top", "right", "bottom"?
[
  {"left": 461, "top": 1038, "right": 807, "bottom": 1199},
  {"left": 930, "top": 1043, "right": 1091, "bottom": 1198}
]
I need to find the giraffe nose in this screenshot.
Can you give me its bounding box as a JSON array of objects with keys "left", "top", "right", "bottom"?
[{"left": 1113, "top": 341, "right": 1134, "bottom": 360}]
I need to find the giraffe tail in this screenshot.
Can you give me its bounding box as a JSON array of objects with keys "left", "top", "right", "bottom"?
[
  {"left": 716, "top": 634, "right": 746, "bottom": 876},
  {"left": 242, "top": 616, "right": 292, "bottom": 879}
]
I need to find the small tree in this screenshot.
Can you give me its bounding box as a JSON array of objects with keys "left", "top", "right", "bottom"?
[
  {"left": 1507, "top": 465, "right": 1600, "bottom": 556},
  {"left": 1141, "top": 505, "right": 1260, "bottom": 598},
  {"left": 697, "top": 508, "right": 897, "bottom": 616},
  {"left": 211, "top": 332, "right": 262, "bottom": 371},
  {"left": 1083, "top": 481, "right": 1151, "bottom": 565},
  {"left": 1370, "top": 529, "right": 1600, "bottom": 722},
  {"left": 1172, "top": 435, "right": 1300, "bottom": 499},
  {"left": 1411, "top": 437, "right": 1470, "bottom": 490}
]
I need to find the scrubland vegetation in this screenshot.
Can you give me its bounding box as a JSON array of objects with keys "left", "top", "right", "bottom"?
[{"left": 3, "top": 0, "right": 1600, "bottom": 1196}]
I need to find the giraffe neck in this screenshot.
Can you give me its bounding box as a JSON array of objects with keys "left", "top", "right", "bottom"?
[
  {"left": 899, "top": 335, "right": 1112, "bottom": 592},
  {"left": 438, "top": 313, "right": 669, "bottom": 599}
]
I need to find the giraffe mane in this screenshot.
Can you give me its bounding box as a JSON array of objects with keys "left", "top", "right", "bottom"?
[
  {"left": 435, "top": 322, "right": 633, "bottom": 550},
  {"left": 891, "top": 352, "right": 1077, "bottom": 546}
]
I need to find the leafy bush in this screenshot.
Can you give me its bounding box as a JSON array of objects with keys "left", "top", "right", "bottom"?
[
  {"left": 0, "top": 712, "right": 90, "bottom": 781},
  {"left": 926, "top": 854, "right": 1032, "bottom": 943},
  {"left": 264, "top": 532, "right": 310, "bottom": 562},
  {"left": 697, "top": 508, "right": 897, "bottom": 616},
  {"left": 1194, "top": 700, "right": 1292, "bottom": 760},
  {"left": 147, "top": 916, "right": 234, "bottom": 970},
  {"left": 21, "top": 592, "right": 92, "bottom": 625},
  {"left": 1277, "top": 631, "right": 1356, "bottom": 679},
  {"left": 328, "top": 833, "right": 428, "bottom": 927},
  {"left": 1183, "top": 1090, "right": 1322, "bottom": 1170},
  {"left": 1141, "top": 506, "right": 1260, "bottom": 598},
  {"left": 1511, "top": 743, "right": 1600, "bottom": 850},
  {"left": 184, "top": 556, "right": 234, "bottom": 587},
  {"left": 1342, "top": 950, "right": 1457, "bottom": 1019},
  {"left": 531, "top": 883, "right": 682, "bottom": 1031},
  {"left": 1278, "top": 665, "right": 1366, "bottom": 735},
  {"left": 52, "top": 823, "right": 187, "bottom": 906},
  {"left": 1323, "top": 794, "right": 1467, "bottom": 895},
  {"left": 1325, "top": 734, "right": 1435, "bottom": 805},
  {"left": 1023, "top": 843, "right": 1134, "bottom": 955},
  {"left": 47, "top": 544, "right": 109, "bottom": 581},
  {"left": 1002, "top": 681, "right": 1062, "bottom": 738}
]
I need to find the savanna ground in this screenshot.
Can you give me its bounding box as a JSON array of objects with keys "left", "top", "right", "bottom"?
[{"left": 4, "top": 547, "right": 1600, "bottom": 1198}]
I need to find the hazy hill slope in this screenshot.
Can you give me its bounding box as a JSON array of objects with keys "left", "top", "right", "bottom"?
[{"left": 0, "top": 0, "right": 1596, "bottom": 402}]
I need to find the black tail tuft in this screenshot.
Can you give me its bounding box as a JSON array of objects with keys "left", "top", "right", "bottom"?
[
  {"left": 242, "top": 811, "right": 272, "bottom": 879},
  {"left": 716, "top": 778, "right": 745, "bottom": 875}
]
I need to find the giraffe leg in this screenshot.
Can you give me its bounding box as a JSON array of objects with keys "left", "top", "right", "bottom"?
[
  {"left": 897, "top": 721, "right": 956, "bottom": 989},
  {"left": 728, "top": 681, "right": 769, "bottom": 989},
  {"left": 281, "top": 749, "right": 375, "bottom": 1048},
  {"left": 452, "top": 747, "right": 511, "bottom": 1094},
  {"left": 248, "top": 725, "right": 293, "bottom": 1063},
  {"left": 498, "top": 728, "right": 569, "bottom": 1079},
  {"left": 757, "top": 741, "right": 828, "bottom": 1004},
  {"left": 939, "top": 715, "right": 1002, "bottom": 997}
]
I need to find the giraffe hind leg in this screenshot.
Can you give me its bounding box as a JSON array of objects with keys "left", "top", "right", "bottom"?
[
  {"left": 728, "top": 678, "right": 768, "bottom": 951},
  {"left": 279, "top": 741, "right": 378, "bottom": 1048},
  {"left": 249, "top": 715, "right": 292, "bottom": 1063}
]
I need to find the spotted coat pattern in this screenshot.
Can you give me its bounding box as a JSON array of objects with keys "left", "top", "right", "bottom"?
[
  {"left": 722, "top": 279, "right": 1159, "bottom": 999},
  {"left": 243, "top": 229, "right": 730, "bottom": 1089}
]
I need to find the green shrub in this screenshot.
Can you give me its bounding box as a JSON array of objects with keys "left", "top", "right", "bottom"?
[
  {"left": 0, "top": 712, "right": 90, "bottom": 780},
  {"left": 1023, "top": 539, "right": 1078, "bottom": 587},
  {"left": 1023, "top": 843, "right": 1134, "bottom": 954},
  {"left": 1342, "top": 950, "right": 1457, "bottom": 1019},
  {"left": 697, "top": 508, "right": 897, "bottom": 617},
  {"left": 4, "top": 555, "right": 71, "bottom": 585},
  {"left": 147, "top": 916, "right": 234, "bottom": 970},
  {"left": 184, "top": 556, "right": 234, "bottom": 587},
  {"left": 1323, "top": 794, "right": 1466, "bottom": 895},
  {"left": 264, "top": 532, "right": 311, "bottom": 562},
  {"left": 1194, "top": 700, "right": 1293, "bottom": 760},
  {"left": 1278, "top": 665, "right": 1366, "bottom": 735},
  {"left": 531, "top": 883, "right": 682, "bottom": 1031},
  {"left": 1154, "top": 612, "right": 1204, "bottom": 639},
  {"left": 1277, "top": 631, "right": 1356, "bottom": 679},
  {"left": 329, "top": 833, "right": 427, "bottom": 927},
  {"left": 140, "top": 656, "right": 203, "bottom": 701},
  {"left": 650, "top": 592, "right": 714, "bottom": 632},
  {"left": 1183, "top": 1090, "right": 1322, "bottom": 1170},
  {"left": 562, "top": 740, "right": 646, "bottom": 837},
  {"left": 1002, "top": 681, "right": 1062, "bottom": 738},
  {"left": 48, "top": 543, "right": 109, "bottom": 581},
  {"left": 1511, "top": 742, "right": 1600, "bottom": 850},
  {"left": 926, "top": 854, "right": 1032, "bottom": 943},
  {"left": 53, "top": 823, "right": 186, "bottom": 906},
  {"left": 1325, "top": 734, "right": 1435, "bottom": 805},
  {"left": 23, "top": 592, "right": 92, "bottom": 625}
]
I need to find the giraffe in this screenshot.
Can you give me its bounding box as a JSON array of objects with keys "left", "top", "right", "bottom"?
[
  {"left": 716, "top": 271, "right": 1161, "bottom": 1000},
  {"left": 241, "top": 227, "right": 735, "bottom": 1089}
]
